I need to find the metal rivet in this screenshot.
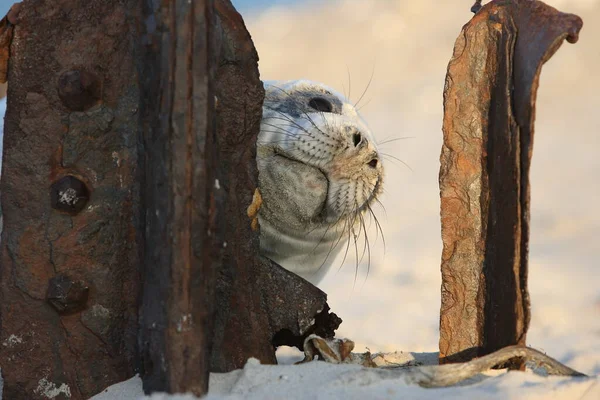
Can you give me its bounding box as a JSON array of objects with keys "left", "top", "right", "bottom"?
[
  {"left": 50, "top": 176, "right": 90, "bottom": 215},
  {"left": 57, "top": 70, "right": 101, "bottom": 111}
]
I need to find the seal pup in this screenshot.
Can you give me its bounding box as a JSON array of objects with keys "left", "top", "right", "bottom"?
[{"left": 257, "top": 80, "right": 384, "bottom": 284}]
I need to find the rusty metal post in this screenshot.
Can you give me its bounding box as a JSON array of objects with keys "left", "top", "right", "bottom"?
[
  {"left": 209, "top": 0, "right": 342, "bottom": 373},
  {"left": 139, "top": 0, "right": 342, "bottom": 382},
  {"left": 137, "top": 0, "right": 221, "bottom": 396},
  {"left": 0, "top": 1, "right": 141, "bottom": 398},
  {"left": 439, "top": 0, "right": 582, "bottom": 367}
]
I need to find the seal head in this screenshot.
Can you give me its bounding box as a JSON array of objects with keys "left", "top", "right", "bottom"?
[{"left": 257, "top": 80, "right": 383, "bottom": 284}]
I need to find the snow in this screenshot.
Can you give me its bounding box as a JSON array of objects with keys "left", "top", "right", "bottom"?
[
  {"left": 34, "top": 377, "right": 72, "bottom": 399},
  {"left": 1, "top": 0, "right": 599, "bottom": 399},
  {"left": 89, "top": 375, "right": 143, "bottom": 400},
  {"left": 90, "top": 359, "right": 600, "bottom": 400}
]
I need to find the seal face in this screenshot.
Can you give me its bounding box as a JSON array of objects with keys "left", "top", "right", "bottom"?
[{"left": 257, "top": 80, "right": 384, "bottom": 284}]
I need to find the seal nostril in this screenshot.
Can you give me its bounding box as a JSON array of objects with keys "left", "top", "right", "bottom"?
[
  {"left": 352, "top": 133, "right": 361, "bottom": 147},
  {"left": 368, "top": 158, "right": 378, "bottom": 168}
]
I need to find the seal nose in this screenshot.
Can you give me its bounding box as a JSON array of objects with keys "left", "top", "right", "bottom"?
[{"left": 367, "top": 158, "right": 378, "bottom": 168}]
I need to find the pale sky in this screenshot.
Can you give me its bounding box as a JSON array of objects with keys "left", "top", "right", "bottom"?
[
  {"left": 0, "top": 1, "right": 11, "bottom": 17},
  {"left": 0, "top": 0, "right": 295, "bottom": 18},
  {"left": 232, "top": 0, "right": 298, "bottom": 14}
]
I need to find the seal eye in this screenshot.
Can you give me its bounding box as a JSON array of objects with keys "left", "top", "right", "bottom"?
[
  {"left": 352, "top": 133, "right": 362, "bottom": 147},
  {"left": 308, "top": 97, "right": 333, "bottom": 113}
]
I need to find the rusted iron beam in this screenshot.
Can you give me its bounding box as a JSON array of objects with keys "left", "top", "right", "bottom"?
[
  {"left": 439, "top": 0, "right": 582, "bottom": 367},
  {"left": 0, "top": 1, "right": 141, "bottom": 398},
  {"left": 209, "top": 0, "right": 341, "bottom": 372},
  {"left": 137, "top": 0, "right": 221, "bottom": 396}
]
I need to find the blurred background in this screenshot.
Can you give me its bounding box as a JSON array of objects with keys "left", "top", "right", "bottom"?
[
  {"left": 0, "top": 0, "right": 596, "bottom": 373},
  {"left": 234, "top": 0, "right": 600, "bottom": 374}
]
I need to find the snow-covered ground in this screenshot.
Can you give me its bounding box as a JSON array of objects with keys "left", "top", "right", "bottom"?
[
  {"left": 91, "top": 360, "right": 599, "bottom": 400},
  {"left": 2, "top": 0, "right": 599, "bottom": 399}
]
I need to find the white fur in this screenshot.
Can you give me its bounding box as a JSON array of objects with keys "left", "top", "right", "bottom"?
[{"left": 257, "top": 80, "right": 383, "bottom": 284}]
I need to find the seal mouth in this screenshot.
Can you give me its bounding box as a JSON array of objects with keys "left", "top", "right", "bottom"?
[{"left": 271, "top": 147, "right": 382, "bottom": 222}]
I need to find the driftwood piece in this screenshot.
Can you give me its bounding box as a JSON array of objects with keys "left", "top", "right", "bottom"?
[
  {"left": 300, "top": 335, "right": 586, "bottom": 387},
  {"left": 209, "top": 0, "right": 341, "bottom": 373},
  {"left": 413, "top": 345, "right": 586, "bottom": 388},
  {"left": 439, "top": 0, "right": 582, "bottom": 366},
  {"left": 137, "top": 0, "right": 221, "bottom": 396},
  {"left": 0, "top": 1, "right": 141, "bottom": 398}
]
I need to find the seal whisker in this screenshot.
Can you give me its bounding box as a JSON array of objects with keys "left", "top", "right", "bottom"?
[
  {"left": 357, "top": 209, "right": 372, "bottom": 286},
  {"left": 346, "top": 64, "right": 352, "bottom": 102},
  {"left": 373, "top": 197, "right": 388, "bottom": 219},
  {"left": 261, "top": 117, "right": 318, "bottom": 140},
  {"left": 258, "top": 131, "right": 321, "bottom": 145},
  {"left": 337, "top": 217, "right": 355, "bottom": 273},
  {"left": 357, "top": 208, "right": 370, "bottom": 265},
  {"left": 367, "top": 203, "right": 386, "bottom": 254},
  {"left": 376, "top": 136, "right": 415, "bottom": 146},
  {"left": 354, "top": 64, "right": 375, "bottom": 109},
  {"left": 309, "top": 205, "right": 355, "bottom": 277},
  {"left": 356, "top": 97, "right": 373, "bottom": 112},
  {"left": 351, "top": 222, "right": 361, "bottom": 289},
  {"left": 324, "top": 201, "right": 359, "bottom": 275},
  {"left": 260, "top": 120, "right": 311, "bottom": 135},
  {"left": 264, "top": 111, "right": 336, "bottom": 157},
  {"left": 265, "top": 100, "right": 339, "bottom": 146},
  {"left": 380, "top": 152, "right": 413, "bottom": 172},
  {"left": 260, "top": 122, "right": 329, "bottom": 157}
]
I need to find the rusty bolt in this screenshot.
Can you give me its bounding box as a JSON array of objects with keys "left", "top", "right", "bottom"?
[
  {"left": 46, "top": 274, "right": 90, "bottom": 314},
  {"left": 50, "top": 176, "right": 90, "bottom": 215},
  {"left": 57, "top": 70, "right": 101, "bottom": 111}
]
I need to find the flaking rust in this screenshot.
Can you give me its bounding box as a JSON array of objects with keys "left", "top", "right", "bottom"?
[{"left": 439, "top": 0, "right": 582, "bottom": 367}]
